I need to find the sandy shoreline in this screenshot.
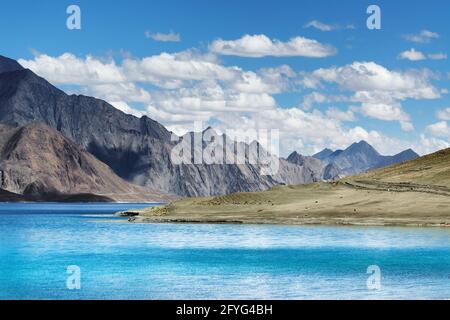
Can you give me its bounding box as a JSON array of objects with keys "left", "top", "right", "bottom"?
[
  {"left": 128, "top": 217, "right": 450, "bottom": 228},
  {"left": 118, "top": 182, "right": 450, "bottom": 228}
]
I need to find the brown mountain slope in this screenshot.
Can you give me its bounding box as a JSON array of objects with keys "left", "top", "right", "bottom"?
[
  {"left": 126, "top": 148, "right": 450, "bottom": 227},
  {"left": 355, "top": 148, "right": 450, "bottom": 186},
  {"left": 0, "top": 123, "right": 173, "bottom": 202}
]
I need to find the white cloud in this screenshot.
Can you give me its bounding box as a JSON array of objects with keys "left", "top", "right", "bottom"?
[
  {"left": 426, "top": 121, "right": 450, "bottom": 138},
  {"left": 83, "top": 82, "right": 152, "bottom": 104},
  {"left": 302, "top": 92, "right": 350, "bottom": 109},
  {"left": 145, "top": 31, "right": 181, "bottom": 42},
  {"left": 399, "top": 121, "right": 415, "bottom": 132},
  {"left": 211, "top": 106, "right": 409, "bottom": 156},
  {"left": 302, "top": 92, "right": 327, "bottom": 109},
  {"left": 303, "top": 61, "right": 440, "bottom": 132},
  {"left": 19, "top": 52, "right": 440, "bottom": 156},
  {"left": 403, "top": 30, "right": 439, "bottom": 43},
  {"left": 415, "top": 134, "right": 449, "bottom": 155},
  {"left": 398, "top": 49, "right": 447, "bottom": 61},
  {"left": 304, "top": 20, "right": 354, "bottom": 31},
  {"left": 209, "top": 34, "right": 337, "bottom": 58},
  {"left": 309, "top": 62, "right": 439, "bottom": 99},
  {"left": 20, "top": 51, "right": 269, "bottom": 92},
  {"left": 360, "top": 102, "right": 410, "bottom": 122},
  {"left": 151, "top": 82, "right": 276, "bottom": 114},
  {"left": 122, "top": 52, "right": 240, "bottom": 87},
  {"left": 19, "top": 53, "right": 125, "bottom": 85},
  {"left": 360, "top": 102, "right": 413, "bottom": 132},
  {"left": 399, "top": 48, "right": 426, "bottom": 61},
  {"left": 254, "top": 65, "right": 298, "bottom": 93},
  {"left": 326, "top": 107, "right": 356, "bottom": 122},
  {"left": 428, "top": 53, "right": 447, "bottom": 60},
  {"left": 437, "top": 108, "right": 450, "bottom": 121}
]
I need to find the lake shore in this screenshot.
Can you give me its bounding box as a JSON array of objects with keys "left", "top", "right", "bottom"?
[{"left": 119, "top": 182, "right": 450, "bottom": 228}]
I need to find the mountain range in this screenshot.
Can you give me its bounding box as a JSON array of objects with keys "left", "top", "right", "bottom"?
[
  {"left": 0, "top": 55, "right": 420, "bottom": 200},
  {"left": 0, "top": 123, "right": 171, "bottom": 202},
  {"left": 131, "top": 147, "right": 450, "bottom": 227},
  {"left": 312, "top": 141, "right": 419, "bottom": 175}
]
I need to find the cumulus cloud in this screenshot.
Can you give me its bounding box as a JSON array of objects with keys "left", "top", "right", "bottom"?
[
  {"left": 360, "top": 102, "right": 410, "bottom": 122},
  {"left": 326, "top": 107, "right": 356, "bottom": 122},
  {"left": 209, "top": 106, "right": 409, "bottom": 156},
  {"left": 309, "top": 62, "right": 439, "bottom": 99},
  {"left": 416, "top": 134, "right": 450, "bottom": 155},
  {"left": 151, "top": 81, "right": 276, "bottom": 114},
  {"left": 20, "top": 51, "right": 273, "bottom": 91},
  {"left": 83, "top": 82, "right": 152, "bottom": 104},
  {"left": 399, "top": 48, "right": 426, "bottom": 61},
  {"left": 360, "top": 102, "right": 414, "bottom": 131},
  {"left": 301, "top": 61, "right": 440, "bottom": 131},
  {"left": 398, "top": 49, "right": 447, "bottom": 61},
  {"left": 304, "top": 20, "right": 354, "bottom": 31},
  {"left": 437, "top": 108, "right": 450, "bottom": 121},
  {"left": 426, "top": 121, "right": 450, "bottom": 138},
  {"left": 403, "top": 30, "right": 439, "bottom": 43},
  {"left": 121, "top": 52, "right": 240, "bottom": 87},
  {"left": 19, "top": 52, "right": 442, "bottom": 156},
  {"left": 209, "top": 34, "right": 337, "bottom": 58},
  {"left": 19, "top": 53, "right": 125, "bottom": 85},
  {"left": 145, "top": 30, "right": 181, "bottom": 42},
  {"left": 302, "top": 92, "right": 349, "bottom": 109}
]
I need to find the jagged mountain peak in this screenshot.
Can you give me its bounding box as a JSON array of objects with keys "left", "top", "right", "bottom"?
[
  {"left": 287, "top": 151, "right": 301, "bottom": 158},
  {"left": 345, "top": 140, "right": 379, "bottom": 155},
  {"left": 313, "top": 148, "right": 334, "bottom": 161},
  {"left": 395, "top": 148, "right": 419, "bottom": 157},
  {"left": 287, "top": 151, "right": 308, "bottom": 164},
  {"left": 312, "top": 140, "right": 419, "bottom": 175},
  {"left": 287, "top": 151, "right": 324, "bottom": 168}
]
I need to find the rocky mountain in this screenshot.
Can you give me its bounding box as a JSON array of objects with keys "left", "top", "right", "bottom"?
[
  {"left": 0, "top": 122, "right": 171, "bottom": 202},
  {"left": 0, "top": 55, "right": 23, "bottom": 74},
  {"left": 0, "top": 55, "right": 340, "bottom": 197},
  {"left": 0, "top": 55, "right": 418, "bottom": 197},
  {"left": 285, "top": 151, "right": 342, "bottom": 181},
  {"left": 311, "top": 148, "right": 334, "bottom": 162},
  {"left": 313, "top": 141, "right": 419, "bottom": 175}
]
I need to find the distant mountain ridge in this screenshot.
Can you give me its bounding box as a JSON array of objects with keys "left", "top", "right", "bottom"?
[
  {"left": 0, "top": 55, "right": 340, "bottom": 197},
  {"left": 312, "top": 141, "right": 419, "bottom": 175},
  {"left": 0, "top": 55, "right": 418, "bottom": 198}
]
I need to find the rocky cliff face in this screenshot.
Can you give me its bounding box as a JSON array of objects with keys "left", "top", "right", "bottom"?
[
  {"left": 0, "top": 56, "right": 340, "bottom": 197},
  {"left": 284, "top": 151, "right": 341, "bottom": 182},
  {"left": 0, "top": 123, "right": 172, "bottom": 202}
]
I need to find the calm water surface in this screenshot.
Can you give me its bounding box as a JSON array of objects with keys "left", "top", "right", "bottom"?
[{"left": 0, "top": 203, "right": 449, "bottom": 300}]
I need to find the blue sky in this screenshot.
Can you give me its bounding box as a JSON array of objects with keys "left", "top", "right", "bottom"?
[{"left": 1, "top": 0, "right": 450, "bottom": 156}]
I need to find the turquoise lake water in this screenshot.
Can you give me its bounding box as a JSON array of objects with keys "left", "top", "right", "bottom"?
[{"left": 0, "top": 203, "right": 449, "bottom": 300}]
